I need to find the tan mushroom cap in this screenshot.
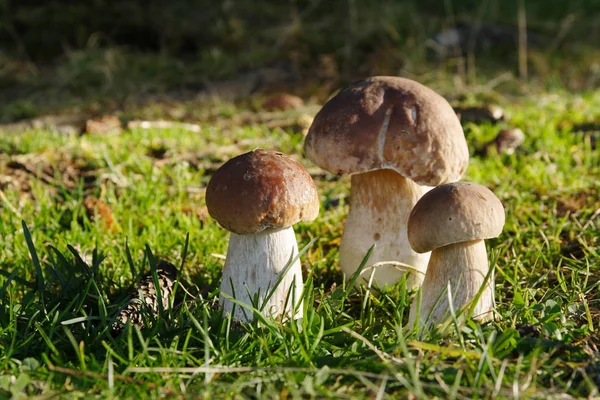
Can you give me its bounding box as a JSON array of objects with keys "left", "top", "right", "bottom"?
[
  {"left": 407, "top": 182, "right": 505, "bottom": 253},
  {"left": 206, "top": 149, "right": 320, "bottom": 235},
  {"left": 304, "top": 76, "right": 468, "bottom": 186}
]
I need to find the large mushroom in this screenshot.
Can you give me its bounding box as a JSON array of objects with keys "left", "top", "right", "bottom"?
[
  {"left": 206, "top": 149, "right": 319, "bottom": 322},
  {"left": 304, "top": 76, "right": 468, "bottom": 289},
  {"left": 407, "top": 182, "right": 505, "bottom": 328}
]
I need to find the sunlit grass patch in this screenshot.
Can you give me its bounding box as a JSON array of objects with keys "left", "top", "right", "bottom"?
[{"left": 0, "top": 90, "right": 599, "bottom": 397}]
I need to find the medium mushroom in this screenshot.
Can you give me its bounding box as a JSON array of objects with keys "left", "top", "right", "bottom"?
[
  {"left": 304, "top": 76, "right": 468, "bottom": 289},
  {"left": 206, "top": 149, "right": 319, "bottom": 322},
  {"left": 407, "top": 182, "right": 505, "bottom": 328}
]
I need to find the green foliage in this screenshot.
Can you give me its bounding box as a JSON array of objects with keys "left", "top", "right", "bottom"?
[
  {"left": 3, "top": 0, "right": 599, "bottom": 60},
  {"left": 2, "top": 0, "right": 600, "bottom": 123}
]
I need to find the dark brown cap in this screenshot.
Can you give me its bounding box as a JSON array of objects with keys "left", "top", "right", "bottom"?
[
  {"left": 206, "top": 149, "right": 320, "bottom": 234},
  {"left": 407, "top": 182, "right": 505, "bottom": 253},
  {"left": 304, "top": 76, "right": 468, "bottom": 185}
]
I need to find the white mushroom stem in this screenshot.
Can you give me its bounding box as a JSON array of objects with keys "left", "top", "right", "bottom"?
[
  {"left": 219, "top": 226, "right": 304, "bottom": 323},
  {"left": 340, "top": 169, "right": 432, "bottom": 289},
  {"left": 408, "top": 239, "right": 494, "bottom": 328}
]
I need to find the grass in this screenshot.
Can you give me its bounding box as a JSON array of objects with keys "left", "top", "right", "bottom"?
[{"left": 0, "top": 81, "right": 599, "bottom": 398}]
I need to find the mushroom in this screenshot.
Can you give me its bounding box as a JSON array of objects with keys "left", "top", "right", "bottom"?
[
  {"left": 206, "top": 149, "right": 319, "bottom": 322},
  {"left": 407, "top": 182, "right": 505, "bottom": 328},
  {"left": 304, "top": 76, "right": 469, "bottom": 289},
  {"left": 494, "top": 128, "right": 525, "bottom": 155}
]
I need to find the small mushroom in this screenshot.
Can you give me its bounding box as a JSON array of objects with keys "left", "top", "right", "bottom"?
[
  {"left": 407, "top": 182, "right": 505, "bottom": 328},
  {"left": 453, "top": 105, "right": 504, "bottom": 124},
  {"left": 304, "top": 76, "right": 469, "bottom": 288},
  {"left": 475, "top": 127, "right": 525, "bottom": 157},
  {"left": 206, "top": 149, "right": 319, "bottom": 322},
  {"left": 494, "top": 128, "right": 524, "bottom": 155}
]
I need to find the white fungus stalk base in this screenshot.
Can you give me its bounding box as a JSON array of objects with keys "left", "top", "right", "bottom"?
[
  {"left": 408, "top": 239, "right": 494, "bottom": 328},
  {"left": 219, "top": 227, "right": 304, "bottom": 323},
  {"left": 340, "top": 169, "right": 432, "bottom": 289}
]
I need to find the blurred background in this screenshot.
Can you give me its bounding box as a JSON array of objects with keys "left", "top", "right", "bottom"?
[{"left": 1, "top": 0, "right": 600, "bottom": 122}]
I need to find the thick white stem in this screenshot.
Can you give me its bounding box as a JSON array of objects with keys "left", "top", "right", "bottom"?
[
  {"left": 408, "top": 240, "right": 494, "bottom": 328},
  {"left": 219, "top": 227, "right": 304, "bottom": 322},
  {"left": 340, "top": 169, "right": 431, "bottom": 289}
]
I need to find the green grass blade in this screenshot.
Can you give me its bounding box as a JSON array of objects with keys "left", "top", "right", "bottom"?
[{"left": 21, "top": 220, "right": 45, "bottom": 302}]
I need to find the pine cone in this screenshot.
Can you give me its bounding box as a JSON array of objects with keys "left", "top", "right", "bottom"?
[{"left": 111, "top": 261, "right": 178, "bottom": 335}]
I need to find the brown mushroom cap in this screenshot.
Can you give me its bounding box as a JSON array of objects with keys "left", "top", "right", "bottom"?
[
  {"left": 206, "top": 149, "right": 320, "bottom": 234},
  {"left": 407, "top": 182, "right": 505, "bottom": 253},
  {"left": 304, "top": 76, "right": 468, "bottom": 186}
]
